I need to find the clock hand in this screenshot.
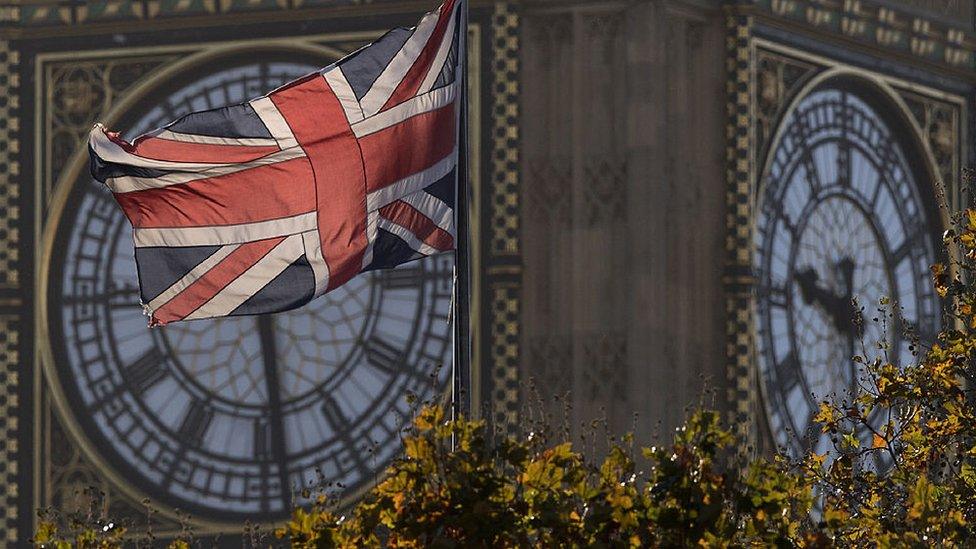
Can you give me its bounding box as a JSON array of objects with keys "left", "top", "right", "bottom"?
[
  {"left": 795, "top": 264, "right": 860, "bottom": 337},
  {"left": 834, "top": 258, "right": 863, "bottom": 340},
  {"left": 837, "top": 258, "right": 854, "bottom": 294},
  {"left": 257, "top": 314, "right": 291, "bottom": 508},
  {"left": 834, "top": 257, "right": 861, "bottom": 367}
]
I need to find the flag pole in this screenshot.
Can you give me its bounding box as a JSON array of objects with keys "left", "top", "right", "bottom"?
[{"left": 452, "top": 0, "right": 471, "bottom": 421}]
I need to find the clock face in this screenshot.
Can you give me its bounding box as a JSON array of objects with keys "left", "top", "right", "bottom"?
[
  {"left": 48, "top": 59, "right": 454, "bottom": 519},
  {"left": 753, "top": 87, "right": 941, "bottom": 457}
]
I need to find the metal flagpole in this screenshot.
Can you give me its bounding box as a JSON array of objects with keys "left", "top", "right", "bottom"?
[{"left": 452, "top": 0, "right": 471, "bottom": 422}]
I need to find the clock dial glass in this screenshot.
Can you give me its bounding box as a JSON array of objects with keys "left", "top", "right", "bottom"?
[
  {"left": 49, "top": 59, "right": 454, "bottom": 519},
  {"left": 753, "top": 87, "right": 940, "bottom": 457}
]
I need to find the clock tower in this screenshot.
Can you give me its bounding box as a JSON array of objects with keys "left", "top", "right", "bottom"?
[{"left": 0, "top": 0, "right": 972, "bottom": 545}]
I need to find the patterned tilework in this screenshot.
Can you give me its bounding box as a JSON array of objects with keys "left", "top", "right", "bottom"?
[
  {"left": 490, "top": 285, "right": 520, "bottom": 434},
  {"left": 488, "top": 2, "right": 521, "bottom": 435},
  {"left": 0, "top": 316, "right": 19, "bottom": 546},
  {"left": 724, "top": 14, "right": 758, "bottom": 453},
  {"left": 490, "top": 2, "right": 520, "bottom": 257},
  {"left": 0, "top": 41, "right": 20, "bottom": 540},
  {"left": 0, "top": 41, "right": 19, "bottom": 290}
]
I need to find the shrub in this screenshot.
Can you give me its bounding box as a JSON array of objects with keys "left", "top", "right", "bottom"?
[{"left": 276, "top": 404, "right": 818, "bottom": 547}]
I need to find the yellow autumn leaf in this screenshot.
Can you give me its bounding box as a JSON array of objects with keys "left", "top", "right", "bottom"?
[
  {"left": 824, "top": 508, "right": 849, "bottom": 524},
  {"left": 872, "top": 434, "right": 886, "bottom": 449},
  {"left": 813, "top": 402, "right": 837, "bottom": 425}
]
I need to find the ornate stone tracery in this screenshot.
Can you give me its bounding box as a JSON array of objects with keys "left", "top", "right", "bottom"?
[
  {"left": 526, "top": 157, "right": 572, "bottom": 227},
  {"left": 43, "top": 57, "right": 176, "bottom": 207},
  {"left": 582, "top": 154, "right": 628, "bottom": 229},
  {"left": 755, "top": 50, "right": 819, "bottom": 158},
  {"left": 901, "top": 91, "right": 961, "bottom": 190},
  {"left": 580, "top": 331, "right": 627, "bottom": 404}
]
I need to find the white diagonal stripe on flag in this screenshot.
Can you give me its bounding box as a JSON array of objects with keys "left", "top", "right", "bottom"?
[
  {"left": 365, "top": 149, "right": 457, "bottom": 212},
  {"left": 104, "top": 147, "right": 307, "bottom": 193},
  {"left": 250, "top": 96, "right": 299, "bottom": 149},
  {"left": 399, "top": 189, "right": 455, "bottom": 237},
  {"left": 147, "top": 244, "right": 241, "bottom": 311},
  {"left": 92, "top": 125, "right": 304, "bottom": 180},
  {"left": 132, "top": 212, "right": 317, "bottom": 248},
  {"left": 361, "top": 210, "right": 380, "bottom": 269},
  {"left": 376, "top": 217, "right": 441, "bottom": 256},
  {"left": 154, "top": 129, "right": 280, "bottom": 148},
  {"left": 417, "top": 5, "right": 459, "bottom": 95},
  {"left": 323, "top": 68, "right": 365, "bottom": 124},
  {"left": 358, "top": 6, "right": 441, "bottom": 117},
  {"left": 184, "top": 233, "right": 305, "bottom": 320},
  {"left": 351, "top": 83, "right": 457, "bottom": 138}
]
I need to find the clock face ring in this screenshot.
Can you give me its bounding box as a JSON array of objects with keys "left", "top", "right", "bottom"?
[
  {"left": 44, "top": 55, "right": 455, "bottom": 520},
  {"left": 753, "top": 85, "right": 941, "bottom": 457}
]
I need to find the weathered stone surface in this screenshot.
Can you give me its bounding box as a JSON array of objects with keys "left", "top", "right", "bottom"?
[{"left": 520, "top": 0, "right": 729, "bottom": 445}]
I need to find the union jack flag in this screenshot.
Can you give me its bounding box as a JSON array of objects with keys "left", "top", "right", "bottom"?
[{"left": 89, "top": 0, "right": 464, "bottom": 326}]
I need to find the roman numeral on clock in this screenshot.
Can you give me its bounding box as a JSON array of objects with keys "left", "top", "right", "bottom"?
[
  {"left": 178, "top": 399, "right": 214, "bottom": 447},
  {"left": 891, "top": 235, "right": 917, "bottom": 266},
  {"left": 254, "top": 419, "right": 273, "bottom": 460},
  {"left": 378, "top": 266, "right": 427, "bottom": 290},
  {"left": 774, "top": 352, "right": 802, "bottom": 395},
  {"left": 125, "top": 347, "right": 167, "bottom": 394},
  {"left": 320, "top": 395, "right": 349, "bottom": 431},
  {"left": 364, "top": 336, "right": 404, "bottom": 375}
]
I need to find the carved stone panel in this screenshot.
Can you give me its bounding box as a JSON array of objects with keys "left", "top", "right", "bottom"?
[
  {"left": 580, "top": 331, "right": 627, "bottom": 404},
  {"left": 527, "top": 334, "right": 574, "bottom": 398},
  {"left": 521, "top": 1, "right": 729, "bottom": 443},
  {"left": 899, "top": 90, "right": 961, "bottom": 195},
  {"left": 42, "top": 56, "right": 177, "bottom": 212},
  {"left": 582, "top": 154, "right": 627, "bottom": 228},
  {"left": 526, "top": 157, "right": 572, "bottom": 227},
  {"left": 44, "top": 401, "right": 182, "bottom": 537},
  {"left": 756, "top": 50, "right": 818, "bottom": 159}
]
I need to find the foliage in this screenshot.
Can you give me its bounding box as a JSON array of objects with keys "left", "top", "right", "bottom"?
[
  {"left": 32, "top": 488, "right": 197, "bottom": 549},
  {"left": 33, "top": 180, "right": 976, "bottom": 547},
  {"left": 276, "top": 404, "right": 818, "bottom": 548}
]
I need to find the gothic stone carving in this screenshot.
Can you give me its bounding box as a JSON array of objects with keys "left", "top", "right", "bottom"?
[
  {"left": 582, "top": 154, "right": 627, "bottom": 228},
  {"left": 756, "top": 49, "right": 818, "bottom": 159},
  {"left": 45, "top": 57, "right": 175, "bottom": 205},
  {"left": 580, "top": 331, "right": 627, "bottom": 403}
]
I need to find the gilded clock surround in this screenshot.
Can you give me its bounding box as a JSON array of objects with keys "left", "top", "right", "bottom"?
[
  {"left": 753, "top": 73, "right": 945, "bottom": 456},
  {"left": 37, "top": 36, "right": 379, "bottom": 534},
  {"left": 725, "top": 10, "right": 971, "bottom": 452}
]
